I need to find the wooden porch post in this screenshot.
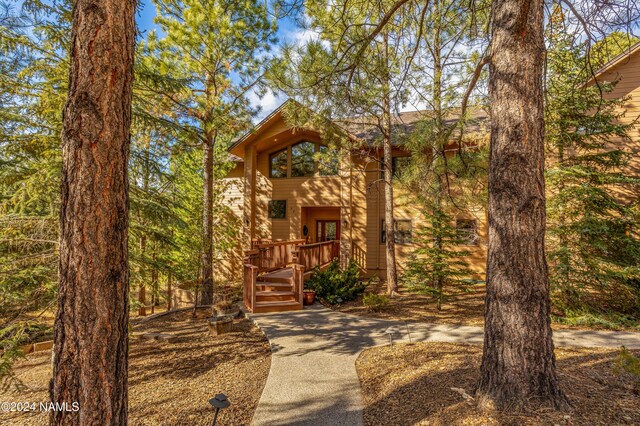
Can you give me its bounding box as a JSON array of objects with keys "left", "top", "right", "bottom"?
[
  {"left": 243, "top": 143, "right": 257, "bottom": 250},
  {"left": 339, "top": 147, "right": 352, "bottom": 268}
]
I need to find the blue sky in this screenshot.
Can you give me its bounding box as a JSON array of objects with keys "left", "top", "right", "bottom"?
[{"left": 136, "top": 1, "right": 300, "bottom": 121}]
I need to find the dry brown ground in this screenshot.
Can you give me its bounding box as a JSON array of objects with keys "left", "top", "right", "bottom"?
[
  {"left": 1, "top": 309, "right": 271, "bottom": 425},
  {"left": 357, "top": 342, "right": 640, "bottom": 426},
  {"left": 335, "top": 281, "right": 639, "bottom": 331},
  {"left": 336, "top": 281, "right": 487, "bottom": 326}
]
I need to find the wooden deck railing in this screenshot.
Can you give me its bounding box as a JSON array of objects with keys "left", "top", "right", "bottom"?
[
  {"left": 243, "top": 239, "right": 339, "bottom": 312},
  {"left": 297, "top": 240, "right": 340, "bottom": 272},
  {"left": 244, "top": 239, "right": 306, "bottom": 272}
]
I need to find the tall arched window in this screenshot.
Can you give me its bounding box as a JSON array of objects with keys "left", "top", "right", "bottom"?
[
  {"left": 291, "top": 141, "right": 315, "bottom": 177},
  {"left": 269, "top": 148, "right": 288, "bottom": 178}
]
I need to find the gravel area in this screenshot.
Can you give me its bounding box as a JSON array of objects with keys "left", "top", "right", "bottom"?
[
  {"left": 1, "top": 308, "right": 271, "bottom": 425},
  {"left": 356, "top": 342, "right": 640, "bottom": 425}
]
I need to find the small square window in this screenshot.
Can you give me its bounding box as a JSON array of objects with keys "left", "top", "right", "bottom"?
[
  {"left": 456, "top": 219, "right": 478, "bottom": 245},
  {"left": 381, "top": 219, "right": 412, "bottom": 244},
  {"left": 268, "top": 200, "right": 287, "bottom": 219}
]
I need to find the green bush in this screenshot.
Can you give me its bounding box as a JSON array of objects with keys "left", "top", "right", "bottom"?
[
  {"left": 613, "top": 346, "right": 640, "bottom": 392},
  {"left": 304, "top": 259, "right": 365, "bottom": 305},
  {"left": 363, "top": 293, "right": 390, "bottom": 312}
]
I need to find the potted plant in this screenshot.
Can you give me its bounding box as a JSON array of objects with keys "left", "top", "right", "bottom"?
[{"left": 303, "top": 286, "right": 316, "bottom": 305}]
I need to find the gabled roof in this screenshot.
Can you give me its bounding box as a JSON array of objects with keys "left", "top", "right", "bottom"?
[
  {"left": 337, "top": 108, "right": 488, "bottom": 142},
  {"left": 588, "top": 41, "right": 640, "bottom": 83},
  {"left": 227, "top": 99, "right": 296, "bottom": 157},
  {"left": 228, "top": 99, "right": 489, "bottom": 158},
  {"left": 228, "top": 99, "right": 361, "bottom": 157}
]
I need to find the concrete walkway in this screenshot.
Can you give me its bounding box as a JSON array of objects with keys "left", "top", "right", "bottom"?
[{"left": 250, "top": 304, "right": 640, "bottom": 426}]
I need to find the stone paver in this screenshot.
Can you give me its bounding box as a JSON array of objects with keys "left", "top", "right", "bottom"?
[{"left": 250, "top": 304, "right": 640, "bottom": 426}]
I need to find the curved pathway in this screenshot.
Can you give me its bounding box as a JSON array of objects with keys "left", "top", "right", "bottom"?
[{"left": 249, "top": 304, "right": 640, "bottom": 426}]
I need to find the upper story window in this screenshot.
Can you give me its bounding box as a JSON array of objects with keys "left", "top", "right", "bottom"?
[
  {"left": 268, "top": 141, "right": 338, "bottom": 178},
  {"left": 269, "top": 148, "right": 288, "bottom": 178},
  {"left": 291, "top": 141, "right": 316, "bottom": 177},
  {"left": 318, "top": 145, "right": 339, "bottom": 176}
]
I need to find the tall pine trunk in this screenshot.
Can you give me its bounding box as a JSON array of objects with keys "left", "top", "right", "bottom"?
[
  {"left": 51, "top": 0, "right": 135, "bottom": 423},
  {"left": 476, "top": 0, "right": 568, "bottom": 411},
  {"left": 382, "top": 31, "right": 398, "bottom": 296},
  {"left": 431, "top": 4, "right": 444, "bottom": 310},
  {"left": 138, "top": 234, "right": 146, "bottom": 316},
  {"left": 201, "top": 139, "right": 214, "bottom": 305},
  {"left": 138, "top": 139, "right": 150, "bottom": 316}
]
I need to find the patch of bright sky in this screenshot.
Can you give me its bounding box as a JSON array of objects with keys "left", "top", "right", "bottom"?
[{"left": 137, "top": 0, "right": 307, "bottom": 122}]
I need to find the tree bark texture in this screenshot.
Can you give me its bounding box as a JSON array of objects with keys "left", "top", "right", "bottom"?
[
  {"left": 476, "top": 0, "right": 568, "bottom": 412},
  {"left": 51, "top": 0, "right": 135, "bottom": 424},
  {"left": 382, "top": 32, "right": 398, "bottom": 296},
  {"left": 201, "top": 140, "right": 214, "bottom": 305},
  {"left": 383, "top": 135, "right": 398, "bottom": 295}
]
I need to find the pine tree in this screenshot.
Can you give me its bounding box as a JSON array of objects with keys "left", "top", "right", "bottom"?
[
  {"left": 138, "top": 0, "right": 276, "bottom": 305},
  {"left": 545, "top": 18, "right": 640, "bottom": 322},
  {"left": 50, "top": 0, "right": 135, "bottom": 422},
  {"left": 399, "top": 0, "right": 488, "bottom": 309},
  {"left": 0, "top": 0, "right": 69, "bottom": 389},
  {"left": 275, "top": 0, "right": 423, "bottom": 294},
  {"left": 476, "top": 0, "right": 568, "bottom": 411},
  {"left": 128, "top": 116, "right": 182, "bottom": 316},
  {"left": 402, "top": 210, "right": 474, "bottom": 310}
]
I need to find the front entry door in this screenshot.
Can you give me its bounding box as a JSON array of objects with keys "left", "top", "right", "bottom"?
[{"left": 317, "top": 220, "right": 340, "bottom": 242}]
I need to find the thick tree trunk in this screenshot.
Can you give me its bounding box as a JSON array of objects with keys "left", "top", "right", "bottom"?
[
  {"left": 476, "top": 0, "right": 568, "bottom": 412},
  {"left": 51, "top": 0, "right": 135, "bottom": 424},
  {"left": 201, "top": 139, "right": 214, "bottom": 305}
]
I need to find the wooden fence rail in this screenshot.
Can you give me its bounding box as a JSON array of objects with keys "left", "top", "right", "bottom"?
[
  {"left": 297, "top": 240, "right": 340, "bottom": 272},
  {"left": 245, "top": 239, "right": 305, "bottom": 272}
]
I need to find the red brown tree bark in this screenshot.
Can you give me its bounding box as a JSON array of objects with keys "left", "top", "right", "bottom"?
[
  {"left": 201, "top": 139, "right": 215, "bottom": 305},
  {"left": 476, "top": 0, "right": 568, "bottom": 412},
  {"left": 50, "top": 0, "right": 135, "bottom": 424}
]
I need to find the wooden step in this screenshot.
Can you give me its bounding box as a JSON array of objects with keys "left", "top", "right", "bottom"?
[
  {"left": 260, "top": 275, "right": 293, "bottom": 284},
  {"left": 256, "top": 281, "right": 293, "bottom": 291},
  {"left": 256, "top": 290, "right": 296, "bottom": 302},
  {"left": 252, "top": 300, "right": 302, "bottom": 313}
]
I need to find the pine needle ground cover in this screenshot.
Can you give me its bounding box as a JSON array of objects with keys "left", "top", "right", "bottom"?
[
  {"left": 335, "top": 281, "right": 486, "bottom": 327},
  {"left": 335, "top": 281, "right": 639, "bottom": 331},
  {"left": 357, "top": 342, "right": 640, "bottom": 425},
  {"left": 1, "top": 309, "right": 270, "bottom": 425}
]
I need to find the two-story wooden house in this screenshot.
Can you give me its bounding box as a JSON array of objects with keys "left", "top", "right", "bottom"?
[{"left": 223, "top": 42, "right": 640, "bottom": 312}]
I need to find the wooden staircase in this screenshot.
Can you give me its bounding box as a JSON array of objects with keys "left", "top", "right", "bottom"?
[
  {"left": 252, "top": 268, "right": 302, "bottom": 313},
  {"left": 243, "top": 239, "right": 339, "bottom": 314}
]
